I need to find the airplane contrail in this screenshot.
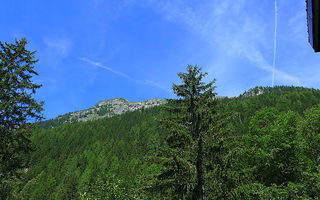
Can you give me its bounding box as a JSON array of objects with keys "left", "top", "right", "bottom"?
[
  {"left": 79, "top": 57, "right": 134, "bottom": 81},
  {"left": 272, "top": 0, "right": 278, "bottom": 87},
  {"left": 79, "top": 57, "right": 171, "bottom": 93}
]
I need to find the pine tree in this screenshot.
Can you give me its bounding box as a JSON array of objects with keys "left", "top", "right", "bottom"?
[
  {"left": 0, "top": 38, "right": 43, "bottom": 199},
  {"left": 150, "top": 65, "right": 217, "bottom": 199}
]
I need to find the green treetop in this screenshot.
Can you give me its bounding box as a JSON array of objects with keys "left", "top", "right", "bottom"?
[
  {"left": 150, "top": 65, "right": 217, "bottom": 199},
  {"left": 0, "top": 38, "right": 43, "bottom": 199}
]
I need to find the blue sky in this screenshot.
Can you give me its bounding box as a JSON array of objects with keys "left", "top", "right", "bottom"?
[{"left": 1, "top": 0, "right": 320, "bottom": 119}]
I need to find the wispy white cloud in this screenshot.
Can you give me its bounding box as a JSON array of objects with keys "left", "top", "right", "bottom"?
[
  {"left": 89, "top": 72, "right": 99, "bottom": 85},
  {"left": 147, "top": 0, "right": 300, "bottom": 86},
  {"left": 33, "top": 76, "right": 58, "bottom": 99},
  {"left": 232, "top": 38, "right": 300, "bottom": 84},
  {"left": 288, "top": 10, "right": 307, "bottom": 41},
  {"left": 43, "top": 37, "right": 72, "bottom": 56},
  {"left": 272, "top": 0, "right": 278, "bottom": 87},
  {"left": 79, "top": 57, "right": 171, "bottom": 93},
  {"left": 143, "top": 80, "right": 170, "bottom": 92}
]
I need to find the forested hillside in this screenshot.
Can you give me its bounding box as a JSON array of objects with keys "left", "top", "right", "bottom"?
[
  {"left": 37, "top": 98, "right": 165, "bottom": 128},
  {"left": 18, "top": 107, "right": 167, "bottom": 199},
  {"left": 14, "top": 86, "right": 320, "bottom": 199}
]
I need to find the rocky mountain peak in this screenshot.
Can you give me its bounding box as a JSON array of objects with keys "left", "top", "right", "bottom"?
[
  {"left": 55, "top": 98, "right": 166, "bottom": 124},
  {"left": 94, "top": 97, "right": 130, "bottom": 107},
  {"left": 242, "top": 87, "right": 264, "bottom": 98}
]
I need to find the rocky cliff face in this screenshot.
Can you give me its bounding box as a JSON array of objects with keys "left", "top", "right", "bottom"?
[
  {"left": 57, "top": 98, "right": 166, "bottom": 123},
  {"left": 242, "top": 87, "right": 264, "bottom": 98}
]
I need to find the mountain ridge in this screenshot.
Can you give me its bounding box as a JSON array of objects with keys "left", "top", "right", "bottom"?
[
  {"left": 27, "top": 85, "right": 320, "bottom": 199},
  {"left": 38, "top": 98, "right": 166, "bottom": 128},
  {"left": 38, "top": 86, "right": 320, "bottom": 129}
]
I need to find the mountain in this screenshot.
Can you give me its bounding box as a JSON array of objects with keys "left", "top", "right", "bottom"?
[
  {"left": 241, "top": 87, "right": 264, "bottom": 98},
  {"left": 20, "top": 86, "right": 320, "bottom": 199},
  {"left": 38, "top": 98, "right": 166, "bottom": 128}
]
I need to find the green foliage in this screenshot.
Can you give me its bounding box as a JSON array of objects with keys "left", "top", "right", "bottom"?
[
  {"left": 148, "top": 65, "right": 217, "bottom": 199},
  {"left": 0, "top": 38, "right": 43, "bottom": 199},
  {"left": 11, "top": 76, "right": 320, "bottom": 200},
  {"left": 224, "top": 106, "right": 320, "bottom": 199},
  {"left": 18, "top": 108, "right": 166, "bottom": 199},
  {"left": 2, "top": 37, "right": 320, "bottom": 199},
  {"left": 80, "top": 174, "right": 131, "bottom": 200},
  {"left": 242, "top": 108, "right": 302, "bottom": 184},
  {"left": 203, "top": 107, "right": 239, "bottom": 200}
]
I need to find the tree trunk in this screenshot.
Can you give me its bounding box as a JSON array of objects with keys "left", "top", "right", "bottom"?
[{"left": 194, "top": 135, "right": 204, "bottom": 199}]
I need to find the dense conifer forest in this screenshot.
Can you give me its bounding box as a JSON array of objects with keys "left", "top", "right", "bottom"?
[{"left": 10, "top": 85, "right": 320, "bottom": 199}]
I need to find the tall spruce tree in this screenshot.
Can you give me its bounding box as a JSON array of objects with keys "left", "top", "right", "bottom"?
[
  {"left": 150, "top": 65, "right": 217, "bottom": 199},
  {"left": 0, "top": 38, "right": 43, "bottom": 199}
]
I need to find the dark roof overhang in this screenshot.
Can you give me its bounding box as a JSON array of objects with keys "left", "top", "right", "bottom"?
[{"left": 307, "top": 0, "right": 320, "bottom": 52}]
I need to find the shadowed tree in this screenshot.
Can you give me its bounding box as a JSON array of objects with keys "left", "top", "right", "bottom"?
[
  {"left": 149, "top": 65, "right": 217, "bottom": 199},
  {"left": 0, "top": 38, "right": 43, "bottom": 199}
]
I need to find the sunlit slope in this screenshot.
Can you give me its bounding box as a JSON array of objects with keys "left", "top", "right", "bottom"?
[{"left": 20, "top": 86, "right": 320, "bottom": 199}]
